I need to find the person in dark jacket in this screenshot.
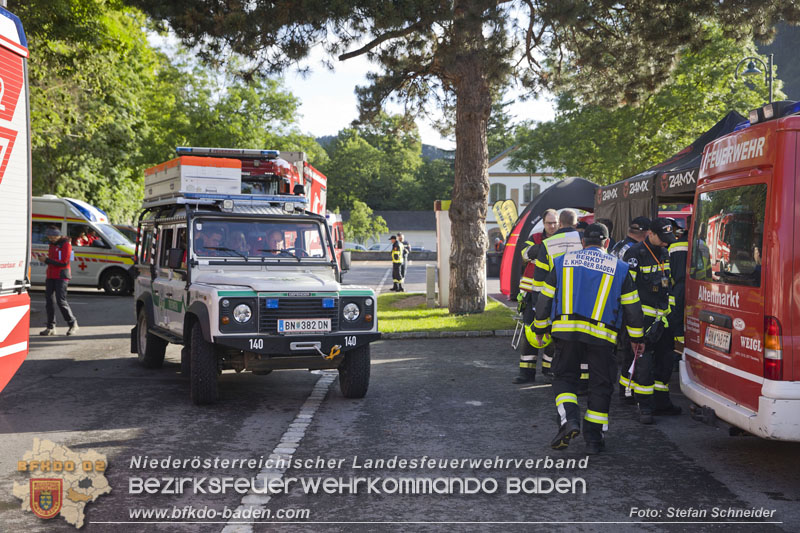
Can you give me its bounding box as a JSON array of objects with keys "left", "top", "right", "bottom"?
[
  {"left": 40, "top": 227, "right": 78, "bottom": 336},
  {"left": 622, "top": 218, "right": 682, "bottom": 423}
]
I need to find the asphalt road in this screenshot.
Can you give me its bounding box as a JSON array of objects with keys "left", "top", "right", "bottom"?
[{"left": 0, "top": 263, "right": 798, "bottom": 532}]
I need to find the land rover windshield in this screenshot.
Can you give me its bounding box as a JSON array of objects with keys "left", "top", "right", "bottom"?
[{"left": 192, "top": 218, "right": 328, "bottom": 260}]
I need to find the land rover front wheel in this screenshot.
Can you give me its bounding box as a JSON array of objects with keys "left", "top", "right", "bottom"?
[
  {"left": 190, "top": 321, "right": 219, "bottom": 405},
  {"left": 338, "top": 344, "right": 370, "bottom": 398},
  {"left": 137, "top": 308, "right": 166, "bottom": 368}
]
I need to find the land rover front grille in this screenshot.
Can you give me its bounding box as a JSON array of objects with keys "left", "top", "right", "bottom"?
[{"left": 258, "top": 297, "right": 340, "bottom": 334}]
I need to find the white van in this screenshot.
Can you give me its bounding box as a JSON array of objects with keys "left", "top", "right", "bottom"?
[{"left": 31, "top": 195, "right": 136, "bottom": 295}]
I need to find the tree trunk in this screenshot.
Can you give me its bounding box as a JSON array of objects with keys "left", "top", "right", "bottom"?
[{"left": 448, "top": 1, "right": 491, "bottom": 314}]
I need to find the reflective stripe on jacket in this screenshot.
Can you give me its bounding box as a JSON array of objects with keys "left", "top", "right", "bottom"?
[
  {"left": 531, "top": 229, "right": 583, "bottom": 292},
  {"left": 534, "top": 246, "right": 644, "bottom": 346},
  {"left": 391, "top": 241, "right": 404, "bottom": 263}
]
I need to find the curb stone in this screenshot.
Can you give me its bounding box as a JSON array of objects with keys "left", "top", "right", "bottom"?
[{"left": 380, "top": 329, "right": 514, "bottom": 340}]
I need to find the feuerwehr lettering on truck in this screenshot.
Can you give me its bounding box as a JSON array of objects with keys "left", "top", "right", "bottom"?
[{"left": 703, "top": 136, "right": 766, "bottom": 171}]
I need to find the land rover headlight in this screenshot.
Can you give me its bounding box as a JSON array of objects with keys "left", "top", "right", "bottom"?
[
  {"left": 233, "top": 303, "right": 252, "bottom": 323},
  {"left": 343, "top": 302, "right": 360, "bottom": 321}
]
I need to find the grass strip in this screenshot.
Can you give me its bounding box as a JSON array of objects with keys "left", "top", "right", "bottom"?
[{"left": 378, "top": 292, "right": 515, "bottom": 333}]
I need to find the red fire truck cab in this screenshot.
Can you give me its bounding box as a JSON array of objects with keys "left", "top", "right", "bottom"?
[{"left": 680, "top": 100, "right": 800, "bottom": 440}]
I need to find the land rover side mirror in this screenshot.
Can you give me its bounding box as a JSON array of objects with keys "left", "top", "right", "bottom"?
[
  {"left": 167, "top": 248, "right": 184, "bottom": 270},
  {"left": 340, "top": 251, "right": 351, "bottom": 272},
  {"left": 337, "top": 239, "right": 344, "bottom": 249}
]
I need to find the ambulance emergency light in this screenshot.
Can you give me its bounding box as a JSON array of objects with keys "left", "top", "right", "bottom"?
[
  {"left": 176, "top": 147, "right": 280, "bottom": 159},
  {"left": 65, "top": 198, "right": 109, "bottom": 223}
]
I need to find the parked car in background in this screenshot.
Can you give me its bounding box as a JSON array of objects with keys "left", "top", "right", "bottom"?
[
  {"left": 114, "top": 224, "right": 138, "bottom": 243},
  {"left": 344, "top": 242, "right": 367, "bottom": 251},
  {"left": 410, "top": 246, "right": 430, "bottom": 252},
  {"left": 367, "top": 243, "right": 393, "bottom": 252}
]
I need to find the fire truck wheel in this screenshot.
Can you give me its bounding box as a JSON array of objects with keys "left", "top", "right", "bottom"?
[
  {"left": 338, "top": 344, "right": 370, "bottom": 398},
  {"left": 137, "top": 308, "right": 166, "bottom": 368},
  {"left": 101, "top": 268, "right": 132, "bottom": 295},
  {"left": 190, "top": 321, "right": 218, "bottom": 405}
]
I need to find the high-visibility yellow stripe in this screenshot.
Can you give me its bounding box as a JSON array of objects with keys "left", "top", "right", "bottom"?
[
  {"left": 562, "top": 267, "right": 573, "bottom": 314},
  {"left": 654, "top": 381, "right": 669, "bottom": 392},
  {"left": 584, "top": 410, "right": 608, "bottom": 424},
  {"left": 520, "top": 362, "right": 535, "bottom": 369},
  {"left": 642, "top": 305, "right": 668, "bottom": 317},
  {"left": 620, "top": 290, "right": 639, "bottom": 304},
  {"left": 534, "top": 259, "right": 549, "bottom": 271},
  {"left": 521, "top": 242, "right": 534, "bottom": 260},
  {"left": 552, "top": 319, "right": 617, "bottom": 343},
  {"left": 619, "top": 375, "right": 631, "bottom": 387},
  {"left": 541, "top": 283, "right": 556, "bottom": 298},
  {"left": 627, "top": 325, "right": 644, "bottom": 338},
  {"left": 76, "top": 253, "right": 135, "bottom": 265},
  {"left": 591, "top": 273, "right": 613, "bottom": 321},
  {"left": 533, "top": 318, "right": 551, "bottom": 329},
  {"left": 632, "top": 382, "right": 654, "bottom": 395},
  {"left": 580, "top": 373, "right": 589, "bottom": 380},
  {"left": 555, "top": 393, "right": 578, "bottom": 406},
  {"left": 669, "top": 242, "right": 688, "bottom": 253}
]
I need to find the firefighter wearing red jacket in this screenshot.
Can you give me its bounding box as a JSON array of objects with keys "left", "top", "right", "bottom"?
[{"left": 40, "top": 227, "right": 78, "bottom": 336}]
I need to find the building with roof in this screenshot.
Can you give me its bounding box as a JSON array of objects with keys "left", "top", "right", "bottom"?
[
  {"left": 341, "top": 210, "right": 437, "bottom": 251},
  {"left": 487, "top": 146, "right": 560, "bottom": 242}
]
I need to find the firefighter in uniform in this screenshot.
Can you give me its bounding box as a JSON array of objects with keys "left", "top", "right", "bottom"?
[
  {"left": 668, "top": 219, "right": 689, "bottom": 350},
  {"left": 513, "top": 208, "right": 558, "bottom": 384},
  {"left": 533, "top": 223, "right": 644, "bottom": 454},
  {"left": 610, "top": 217, "right": 650, "bottom": 259},
  {"left": 389, "top": 235, "right": 404, "bottom": 292},
  {"left": 622, "top": 218, "right": 683, "bottom": 423},
  {"left": 530, "top": 209, "right": 584, "bottom": 381},
  {"left": 610, "top": 217, "right": 649, "bottom": 403}
]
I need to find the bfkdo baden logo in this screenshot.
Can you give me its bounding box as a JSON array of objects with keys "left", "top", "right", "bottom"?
[
  {"left": 13, "top": 438, "right": 111, "bottom": 528},
  {"left": 30, "top": 478, "right": 63, "bottom": 519}
]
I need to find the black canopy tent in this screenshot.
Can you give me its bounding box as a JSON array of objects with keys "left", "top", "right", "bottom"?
[
  {"left": 501, "top": 177, "right": 599, "bottom": 298},
  {"left": 594, "top": 111, "right": 747, "bottom": 241}
]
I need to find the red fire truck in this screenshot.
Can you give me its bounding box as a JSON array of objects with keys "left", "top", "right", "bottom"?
[
  {"left": 0, "top": 6, "right": 31, "bottom": 394},
  {"left": 681, "top": 100, "right": 800, "bottom": 440}
]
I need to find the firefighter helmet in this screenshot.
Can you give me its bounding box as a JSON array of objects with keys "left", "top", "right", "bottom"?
[{"left": 524, "top": 324, "right": 552, "bottom": 349}]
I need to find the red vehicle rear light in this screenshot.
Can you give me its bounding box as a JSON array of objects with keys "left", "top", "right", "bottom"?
[{"left": 764, "top": 316, "right": 783, "bottom": 380}]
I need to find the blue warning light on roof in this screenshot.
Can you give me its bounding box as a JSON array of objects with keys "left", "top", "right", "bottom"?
[{"left": 65, "top": 198, "right": 108, "bottom": 223}]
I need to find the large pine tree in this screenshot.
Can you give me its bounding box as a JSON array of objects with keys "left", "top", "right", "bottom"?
[{"left": 127, "top": 0, "right": 799, "bottom": 313}]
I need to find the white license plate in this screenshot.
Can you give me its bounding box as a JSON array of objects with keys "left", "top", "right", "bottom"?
[
  {"left": 278, "top": 318, "right": 331, "bottom": 334},
  {"left": 704, "top": 326, "right": 731, "bottom": 353}
]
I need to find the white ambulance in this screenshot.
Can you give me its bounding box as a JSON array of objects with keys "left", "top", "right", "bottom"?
[{"left": 31, "top": 195, "right": 136, "bottom": 295}]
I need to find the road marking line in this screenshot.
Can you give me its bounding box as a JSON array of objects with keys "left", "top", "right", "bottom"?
[
  {"left": 221, "top": 370, "right": 337, "bottom": 533},
  {"left": 377, "top": 267, "right": 391, "bottom": 293}
]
